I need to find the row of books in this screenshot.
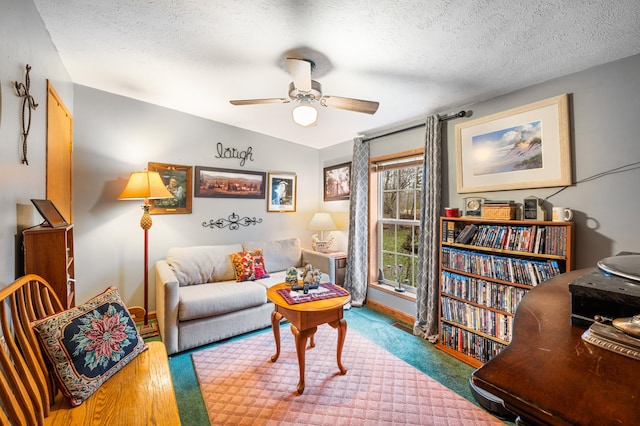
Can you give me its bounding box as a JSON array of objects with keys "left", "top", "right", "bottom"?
[
  {"left": 441, "top": 270, "right": 529, "bottom": 314},
  {"left": 441, "top": 296, "right": 513, "bottom": 342},
  {"left": 439, "top": 322, "right": 508, "bottom": 363},
  {"left": 448, "top": 222, "right": 568, "bottom": 256},
  {"left": 441, "top": 247, "right": 562, "bottom": 286}
]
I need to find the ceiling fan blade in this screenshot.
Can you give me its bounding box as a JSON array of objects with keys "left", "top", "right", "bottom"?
[
  {"left": 321, "top": 96, "right": 380, "bottom": 115},
  {"left": 286, "top": 58, "right": 312, "bottom": 92},
  {"left": 230, "top": 98, "right": 290, "bottom": 105}
]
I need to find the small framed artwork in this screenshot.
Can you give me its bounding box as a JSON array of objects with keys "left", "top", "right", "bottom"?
[
  {"left": 195, "top": 166, "right": 265, "bottom": 199},
  {"left": 323, "top": 162, "right": 351, "bottom": 201},
  {"left": 455, "top": 94, "right": 571, "bottom": 193},
  {"left": 148, "top": 162, "right": 192, "bottom": 214},
  {"left": 30, "top": 199, "right": 69, "bottom": 227},
  {"left": 267, "top": 172, "right": 297, "bottom": 212}
]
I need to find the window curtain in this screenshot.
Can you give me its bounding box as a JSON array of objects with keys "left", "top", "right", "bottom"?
[
  {"left": 414, "top": 115, "right": 442, "bottom": 341},
  {"left": 343, "top": 137, "right": 369, "bottom": 307}
]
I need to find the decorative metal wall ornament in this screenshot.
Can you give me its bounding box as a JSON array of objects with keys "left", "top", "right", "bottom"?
[
  {"left": 202, "top": 212, "right": 263, "bottom": 230},
  {"left": 14, "top": 64, "right": 39, "bottom": 165}
]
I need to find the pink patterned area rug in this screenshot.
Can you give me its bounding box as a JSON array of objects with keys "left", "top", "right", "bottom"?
[{"left": 192, "top": 326, "right": 503, "bottom": 425}]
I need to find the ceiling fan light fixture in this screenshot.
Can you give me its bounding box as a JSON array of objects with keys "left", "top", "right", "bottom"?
[{"left": 292, "top": 99, "right": 318, "bottom": 127}]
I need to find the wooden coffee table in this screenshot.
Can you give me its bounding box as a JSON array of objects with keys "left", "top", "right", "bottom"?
[{"left": 266, "top": 282, "right": 351, "bottom": 394}]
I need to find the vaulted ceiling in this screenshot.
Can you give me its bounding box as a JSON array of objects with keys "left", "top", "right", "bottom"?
[{"left": 34, "top": 0, "right": 640, "bottom": 149}]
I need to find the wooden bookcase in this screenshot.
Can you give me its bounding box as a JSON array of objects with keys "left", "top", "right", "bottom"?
[
  {"left": 436, "top": 217, "right": 574, "bottom": 367},
  {"left": 23, "top": 224, "right": 75, "bottom": 309}
]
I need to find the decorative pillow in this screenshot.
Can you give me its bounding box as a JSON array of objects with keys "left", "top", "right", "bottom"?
[
  {"left": 230, "top": 251, "right": 255, "bottom": 281},
  {"left": 32, "top": 287, "right": 148, "bottom": 407},
  {"left": 230, "top": 249, "right": 270, "bottom": 282},
  {"left": 250, "top": 249, "right": 270, "bottom": 279}
]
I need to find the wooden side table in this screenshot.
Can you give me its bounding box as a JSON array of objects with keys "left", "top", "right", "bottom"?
[
  {"left": 266, "top": 283, "right": 351, "bottom": 394},
  {"left": 326, "top": 252, "right": 347, "bottom": 286}
]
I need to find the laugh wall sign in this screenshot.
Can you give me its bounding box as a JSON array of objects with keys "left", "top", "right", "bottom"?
[{"left": 214, "top": 142, "right": 254, "bottom": 167}]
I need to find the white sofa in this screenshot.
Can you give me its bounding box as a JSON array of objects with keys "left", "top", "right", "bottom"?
[{"left": 155, "top": 238, "right": 335, "bottom": 355}]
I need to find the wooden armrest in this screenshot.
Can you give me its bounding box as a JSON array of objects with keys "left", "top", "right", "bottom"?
[{"left": 45, "top": 342, "right": 180, "bottom": 425}]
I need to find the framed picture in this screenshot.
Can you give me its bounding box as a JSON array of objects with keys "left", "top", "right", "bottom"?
[
  {"left": 267, "top": 172, "right": 297, "bottom": 212},
  {"left": 323, "top": 162, "right": 351, "bottom": 201},
  {"left": 30, "top": 199, "right": 69, "bottom": 227},
  {"left": 148, "top": 162, "right": 192, "bottom": 214},
  {"left": 455, "top": 94, "right": 571, "bottom": 193},
  {"left": 195, "top": 166, "right": 265, "bottom": 199}
]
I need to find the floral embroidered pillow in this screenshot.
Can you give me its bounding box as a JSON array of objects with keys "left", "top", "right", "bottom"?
[
  {"left": 229, "top": 249, "right": 270, "bottom": 282},
  {"left": 32, "top": 287, "right": 147, "bottom": 407}
]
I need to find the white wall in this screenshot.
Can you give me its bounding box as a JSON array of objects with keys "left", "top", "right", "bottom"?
[
  {"left": 0, "top": 0, "right": 72, "bottom": 287},
  {"left": 72, "top": 86, "right": 325, "bottom": 308},
  {"left": 321, "top": 53, "right": 640, "bottom": 318}
]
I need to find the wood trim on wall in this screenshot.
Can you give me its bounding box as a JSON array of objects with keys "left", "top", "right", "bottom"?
[
  {"left": 366, "top": 297, "right": 416, "bottom": 326},
  {"left": 46, "top": 81, "right": 73, "bottom": 223}
]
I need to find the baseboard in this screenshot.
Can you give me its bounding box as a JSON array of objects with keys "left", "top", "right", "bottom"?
[{"left": 366, "top": 299, "right": 415, "bottom": 326}]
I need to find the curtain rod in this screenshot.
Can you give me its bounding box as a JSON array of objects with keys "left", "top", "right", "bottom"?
[{"left": 363, "top": 110, "right": 468, "bottom": 143}]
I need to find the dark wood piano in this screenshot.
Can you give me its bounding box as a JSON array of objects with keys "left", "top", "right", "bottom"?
[{"left": 471, "top": 268, "right": 640, "bottom": 426}]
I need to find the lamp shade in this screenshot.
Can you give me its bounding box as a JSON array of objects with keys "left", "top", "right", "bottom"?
[
  {"left": 308, "top": 212, "right": 337, "bottom": 231},
  {"left": 292, "top": 99, "right": 318, "bottom": 127},
  {"left": 118, "top": 170, "right": 174, "bottom": 200}
]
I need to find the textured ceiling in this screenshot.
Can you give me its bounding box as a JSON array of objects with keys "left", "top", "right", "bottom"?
[{"left": 33, "top": 0, "right": 640, "bottom": 149}]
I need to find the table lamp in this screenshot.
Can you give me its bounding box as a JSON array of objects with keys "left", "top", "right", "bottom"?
[
  {"left": 118, "top": 169, "right": 174, "bottom": 337},
  {"left": 308, "top": 212, "right": 337, "bottom": 252}
]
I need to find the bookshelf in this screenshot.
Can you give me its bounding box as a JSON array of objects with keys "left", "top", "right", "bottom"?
[
  {"left": 23, "top": 225, "right": 75, "bottom": 309},
  {"left": 436, "top": 217, "right": 574, "bottom": 367}
]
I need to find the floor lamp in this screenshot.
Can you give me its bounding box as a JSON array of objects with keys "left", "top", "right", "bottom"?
[{"left": 118, "top": 169, "right": 174, "bottom": 337}]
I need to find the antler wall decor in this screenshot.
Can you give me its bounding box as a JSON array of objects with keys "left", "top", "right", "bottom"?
[
  {"left": 14, "top": 64, "right": 39, "bottom": 165},
  {"left": 202, "top": 212, "right": 263, "bottom": 230}
]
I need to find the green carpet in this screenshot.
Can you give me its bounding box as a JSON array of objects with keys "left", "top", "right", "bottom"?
[{"left": 155, "top": 307, "right": 508, "bottom": 425}]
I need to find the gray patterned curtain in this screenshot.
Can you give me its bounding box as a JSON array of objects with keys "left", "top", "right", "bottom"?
[
  {"left": 414, "top": 115, "right": 442, "bottom": 341},
  {"left": 343, "top": 137, "right": 369, "bottom": 307}
]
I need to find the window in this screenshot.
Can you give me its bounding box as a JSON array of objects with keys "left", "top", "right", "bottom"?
[{"left": 371, "top": 151, "right": 423, "bottom": 294}]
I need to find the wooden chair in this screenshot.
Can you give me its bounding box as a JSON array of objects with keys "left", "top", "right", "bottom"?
[{"left": 0, "top": 274, "right": 180, "bottom": 425}]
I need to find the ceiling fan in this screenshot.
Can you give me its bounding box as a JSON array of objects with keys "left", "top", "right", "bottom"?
[{"left": 230, "top": 58, "right": 379, "bottom": 127}]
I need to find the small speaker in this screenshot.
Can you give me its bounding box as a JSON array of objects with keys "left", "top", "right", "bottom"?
[{"left": 523, "top": 196, "right": 545, "bottom": 221}]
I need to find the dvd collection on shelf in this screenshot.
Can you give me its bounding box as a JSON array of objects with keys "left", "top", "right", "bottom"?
[
  {"left": 441, "top": 247, "right": 561, "bottom": 286},
  {"left": 441, "top": 296, "right": 513, "bottom": 342},
  {"left": 447, "top": 222, "right": 568, "bottom": 256},
  {"left": 441, "top": 270, "right": 528, "bottom": 315},
  {"left": 437, "top": 217, "right": 574, "bottom": 366},
  {"left": 439, "top": 323, "right": 507, "bottom": 363}
]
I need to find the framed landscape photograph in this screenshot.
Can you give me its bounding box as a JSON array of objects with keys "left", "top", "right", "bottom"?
[
  {"left": 148, "top": 162, "right": 192, "bottom": 214},
  {"left": 267, "top": 172, "right": 297, "bottom": 212},
  {"left": 195, "top": 166, "right": 265, "bottom": 199},
  {"left": 455, "top": 94, "right": 571, "bottom": 193},
  {"left": 323, "top": 162, "right": 351, "bottom": 201}
]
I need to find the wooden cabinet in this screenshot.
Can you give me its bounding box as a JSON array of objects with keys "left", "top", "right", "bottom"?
[
  {"left": 23, "top": 225, "right": 75, "bottom": 309},
  {"left": 436, "top": 217, "right": 574, "bottom": 367}
]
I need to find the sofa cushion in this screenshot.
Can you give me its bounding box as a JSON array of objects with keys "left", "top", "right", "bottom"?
[
  {"left": 243, "top": 238, "right": 301, "bottom": 273},
  {"left": 167, "top": 244, "right": 242, "bottom": 286},
  {"left": 178, "top": 281, "right": 267, "bottom": 321}
]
